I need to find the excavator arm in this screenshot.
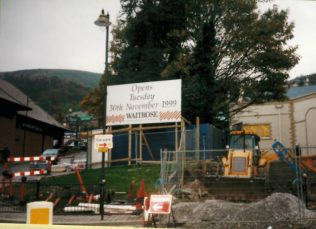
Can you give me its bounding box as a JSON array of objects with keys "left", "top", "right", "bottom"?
[{"left": 272, "top": 141, "right": 301, "bottom": 173}]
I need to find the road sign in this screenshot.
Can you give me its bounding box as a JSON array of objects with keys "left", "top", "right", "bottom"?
[
  {"left": 98, "top": 145, "right": 108, "bottom": 153},
  {"left": 94, "top": 134, "right": 113, "bottom": 152},
  {"left": 148, "top": 194, "right": 172, "bottom": 214}
]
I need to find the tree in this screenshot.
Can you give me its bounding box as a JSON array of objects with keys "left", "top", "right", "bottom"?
[
  {"left": 166, "top": 0, "right": 299, "bottom": 126},
  {"left": 82, "top": 0, "right": 299, "bottom": 127},
  {"left": 82, "top": 0, "right": 189, "bottom": 125},
  {"left": 80, "top": 73, "right": 106, "bottom": 128},
  {"left": 111, "top": 0, "right": 188, "bottom": 83}
]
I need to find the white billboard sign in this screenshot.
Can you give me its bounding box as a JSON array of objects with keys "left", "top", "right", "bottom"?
[{"left": 106, "top": 79, "right": 181, "bottom": 126}]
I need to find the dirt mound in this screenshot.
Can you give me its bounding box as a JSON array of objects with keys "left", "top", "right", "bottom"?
[
  {"left": 181, "top": 179, "right": 208, "bottom": 200},
  {"left": 170, "top": 193, "right": 316, "bottom": 228}
]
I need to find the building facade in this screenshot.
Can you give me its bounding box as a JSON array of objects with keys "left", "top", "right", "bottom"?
[
  {"left": 231, "top": 85, "right": 316, "bottom": 155},
  {"left": 0, "top": 79, "right": 66, "bottom": 156}
]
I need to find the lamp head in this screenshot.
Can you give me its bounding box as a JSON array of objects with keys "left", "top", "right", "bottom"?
[{"left": 95, "top": 9, "right": 111, "bottom": 27}]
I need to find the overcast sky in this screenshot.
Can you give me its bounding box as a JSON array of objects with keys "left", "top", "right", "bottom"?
[{"left": 0, "top": 0, "right": 315, "bottom": 79}]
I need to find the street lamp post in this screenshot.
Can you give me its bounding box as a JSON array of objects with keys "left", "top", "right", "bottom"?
[
  {"left": 95, "top": 9, "right": 111, "bottom": 221},
  {"left": 95, "top": 9, "right": 111, "bottom": 76},
  {"left": 95, "top": 9, "right": 111, "bottom": 133}
]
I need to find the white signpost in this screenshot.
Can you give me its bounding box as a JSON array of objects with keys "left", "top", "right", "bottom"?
[
  {"left": 91, "top": 134, "right": 113, "bottom": 164},
  {"left": 94, "top": 134, "right": 113, "bottom": 152},
  {"left": 106, "top": 79, "right": 181, "bottom": 126}
]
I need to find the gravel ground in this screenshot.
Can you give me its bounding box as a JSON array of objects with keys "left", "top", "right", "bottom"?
[
  {"left": 2, "top": 190, "right": 316, "bottom": 228},
  {"left": 166, "top": 193, "right": 316, "bottom": 229},
  {"left": 0, "top": 212, "right": 144, "bottom": 226}
]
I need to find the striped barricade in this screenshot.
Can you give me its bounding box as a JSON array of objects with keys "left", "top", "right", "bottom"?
[
  {"left": 7, "top": 156, "right": 56, "bottom": 162},
  {"left": 12, "top": 169, "right": 47, "bottom": 177}
]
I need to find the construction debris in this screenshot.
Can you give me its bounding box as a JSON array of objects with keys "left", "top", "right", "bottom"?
[
  {"left": 181, "top": 179, "right": 208, "bottom": 201},
  {"left": 168, "top": 193, "right": 316, "bottom": 228}
]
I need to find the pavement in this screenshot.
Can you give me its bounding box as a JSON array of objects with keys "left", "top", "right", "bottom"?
[{"left": 0, "top": 212, "right": 145, "bottom": 227}]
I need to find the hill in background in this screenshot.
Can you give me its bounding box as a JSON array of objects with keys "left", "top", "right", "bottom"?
[
  {"left": 0, "top": 69, "right": 101, "bottom": 122},
  {"left": 1, "top": 68, "right": 315, "bottom": 124},
  {"left": 0, "top": 69, "right": 101, "bottom": 89}
]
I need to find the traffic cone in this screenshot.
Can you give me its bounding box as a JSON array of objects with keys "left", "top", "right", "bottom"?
[
  {"left": 143, "top": 196, "right": 152, "bottom": 226},
  {"left": 136, "top": 179, "right": 147, "bottom": 210},
  {"left": 137, "top": 179, "right": 147, "bottom": 199},
  {"left": 127, "top": 180, "right": 135, "bottom": 203}
]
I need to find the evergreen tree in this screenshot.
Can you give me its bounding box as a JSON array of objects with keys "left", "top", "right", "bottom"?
[{"left": 82, "top": 0, "right": 299, "bottom": 127}]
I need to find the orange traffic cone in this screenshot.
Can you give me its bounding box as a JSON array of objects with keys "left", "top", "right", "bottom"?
[
  {"left": 127, "top": 180, "right": 136, "bottom": 203},
  {"left": 136, "top": 179, "right": 147, "bottom": 210},
  {"left": 137, "top": 179, "right": 147, "bottom": 199}
]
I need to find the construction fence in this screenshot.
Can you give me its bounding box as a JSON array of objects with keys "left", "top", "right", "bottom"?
[
  {"left": 2, "top": 121, "right": 316, "bottom": 226},
  {"left": 0, "top": 180, "right": 116, "bottom": 215},
  {"left": 160, "top": 146, "right": 316, "bottom": 212},
  {"left": 86, "top": 122, "right": 226, "bottom": 167},
  {"left": 1, "top": 149, "right": 316, "bottom": 227}
]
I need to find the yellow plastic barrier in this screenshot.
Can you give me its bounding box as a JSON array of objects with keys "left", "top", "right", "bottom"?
[{"left": 27, "top": 201, "right": 53, "bottom": 225}]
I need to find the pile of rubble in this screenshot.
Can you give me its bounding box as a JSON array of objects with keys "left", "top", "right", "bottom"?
[
  {"left": 169, "top": 193, "right": 316, "bottom": 228},
  {"left": 181, "top": 179, "right": 208, "bottom": 200}
]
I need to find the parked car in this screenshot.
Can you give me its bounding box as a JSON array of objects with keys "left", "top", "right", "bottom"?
[
  {"left": 42, "top": 148, "right": 65, "bottom": 164},
  {"left": 30, "top": 148, "right": 65, "bottom": 170},
  {"left": 62, "top": 139, "right": 87, "bottom": 153}
]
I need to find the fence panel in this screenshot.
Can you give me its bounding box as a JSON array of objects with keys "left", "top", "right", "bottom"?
[
  {"left": 90, "top": 123, "right": 226, "bottom": 166},
  {"left": 161, "top": 146, "right": 316, "bottom": 225},
  {"left": 0, "top": 181, "right": 112, "bottom": 215}
]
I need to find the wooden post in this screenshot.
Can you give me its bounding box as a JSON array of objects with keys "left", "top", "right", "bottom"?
[
  {"left": 196, "top": 117, "right": 200, "bottom": 161},
  {"left": 180, "top": 119, "right": 186, "bottom": 188},
  {"left": 203, "top": 135, "right": 207, "bottom": 172},
  {"left": 108, "top": 127, "right": 112, "bottom": 167},
  {"left": 182, "top": 119, "right": 186, "bottom": 154},
  {"left": 142, "top": 134, "right": 154, "bottom": 160},
  {"left": 139, "top": 124, "right": 143, "bottom": 164},
  {"left": 128, "top": 125, "right": 132, "bottom": 166},
  {"left": 87, "top": 130, "right": 93, "bottom": 169},
  {"left": 175, "top": 122, "right": 178, "bottom": 151}
]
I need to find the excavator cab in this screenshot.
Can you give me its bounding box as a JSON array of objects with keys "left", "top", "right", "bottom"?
[
  {"left": 229, "top": 133, "right": 260, "bottom": 150},
  {"left": 222, "top": 130, "right": 261, "bottom": 178}
]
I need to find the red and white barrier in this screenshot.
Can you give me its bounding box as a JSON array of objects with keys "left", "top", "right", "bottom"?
[
  {"left": 7, "top": 156, "right": 56, "bottom": 162},
  {"left": 12, "top": 169, "right": 47, "bottom": 177}
]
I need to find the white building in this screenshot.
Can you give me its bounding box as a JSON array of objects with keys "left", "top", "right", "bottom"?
[{"left": 231, "top": 85, "right": 316, "bottom": 155}]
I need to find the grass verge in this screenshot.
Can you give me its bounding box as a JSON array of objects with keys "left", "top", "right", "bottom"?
[{"left": 40, "top": 164, "right": 161, "bottom": 194}]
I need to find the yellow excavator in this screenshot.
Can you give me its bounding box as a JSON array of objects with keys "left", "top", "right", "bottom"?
[
  {"left": 221, "top": 130, "right": 278, "bottom": 179},
  {"left": 207, "top": 129, "right": 316, "bottom": 202}
]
